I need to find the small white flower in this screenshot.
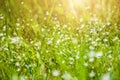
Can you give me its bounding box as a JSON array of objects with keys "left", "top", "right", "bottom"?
[
  {"left": 88, "top": 51, "right": 95, "bottom": 58},
  {"left": 89, "top": 71, "right": 95, "bottom": 78},
  {"left": 84, "top": 62, "right": 88, "bottom": 67},
  {"left": 10, "top": 37, "right": 20, "bottom": 43},
  {"left": 63, "top": 24, "right": 67, "bottom": 28},
  {"left": 72, "top": 38, "right": 78, "bottom": 44},
  {"left": 15, "top": 62, "right": 20, "bottom": 66},
  {"left": 95, "top": 51, "right": 103, "bottom": 58},
  {"left": 17, "top": 56, "right": 22, "bottom": 60},
  {"left": 0, "top": 33, "right": 4, "bottom": 37},
  {"left": 89, "top": 46, "right": 95, "bottom": 50},
  {"left": 12, "top": 75, "right": 18, "bottom": 80},
  {"left": 80, "top": 18, "right": 83, "bottom": 22},
  {"left": 52, "top": 70, "right": 60, "bottom": 77},
  {"left": 44, "top": 17, "right": 47, "bottom": 20},
  {"left": 108, "top": 68, "right": 111, "bottom": 71},
  {"left": 16, "top": 23, "right": 20, "bottom": 26},
  {"left": 89, "top": 58, "right": 94, "bottom": 62},
  {"left": 112, "top": 37, "right": 119, "bottom": 41},
  {"left": 56, "top": 39, "right": 61, "bottom": 44},
  {"left": 75, "top": 55, "right": 80, "bottom": 59},
  {"left": 101, "top": 73, "right": 111, "bottom": 80},
  {"left": 69, "top": 57, "right": 74, "bottom": 61},
  {"left": 46, "top": 11, "right": 49, "bottom": 15},
  {"left": 103, "top": 38, "right": 108, "bottom": 42},
  {"left": 17, "top": 68, "right": 21, "bottom": 72},
  {"left": 20, "top": 75, "right": 25, "bottom": 80},
  {"left": 0, "top": 14, "right": 4, "bottom": 19},
  {"left": 81, "top": 24, "right": 85, "bottom": 28},
  {"left": 61, "top": 72, "right": 72, "bottom": 80},
  {"left": 47, "top": 38, "right": 53, "bottom": 44},
  {"left": 107, "top": 22, "right": 111, "bottom": 25},
  {"left": 108, "top": 54, "right": 112, "bottom": 59},
  {"left": 21, "top": 1, "right": 24, "bottom": 5}
]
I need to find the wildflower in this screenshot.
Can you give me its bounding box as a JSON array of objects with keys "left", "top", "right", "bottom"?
[
  {"left": 17, "top": 68, "right": 21, "bottom": 72},
  {"left": 21, "top": 1, "right": 24, "bottom": 5},
  {"left": 47, "top": 38, "right": 53, "bottom": 44},
  {"left": 89, "top": 71, "right": 95, "bottom": 78},
  {"left": 46, "top": 11, "right": 49, "bottom": 15},
  {"left": 16, "top": 23, "right": 20, "bottom": 26},
  {"left": 10, "top": 37, "right": 20, "bottom": 43},
  {"left": 106, "top": 22, "right": 111, "bottom": 25},
  {"left": 15, "top": 62, "right": 20, "bottom": 66},
  {"left": 61, "top": 72, "right": 72, "bottom": 80},
  {"left": 89, "top": 46, "right": 95, "bottom": 50},
  {"left": 0, "top": 14, "right": 4, "bottom": 19},
  {"left": 0, "top": 33, "right": 4, "bottom": 37},
  {"left": 84, "top": 62, "right": 88, "bottom": 67},
  {"left": 80, "top": 18, "right": 83, "bottom": 22},
  {"left": 103, "top": 38, "right": 108, "bottom": 42},
  {"left": 12, "top": 74, "right": 18, "bottom": 80},
  {"left": 95, "top": 51, "right": 103, "bottom": 58},
  {"left": 72, "top": 38, "right": 78, "bottom": 44},
  {"left": 52, "top": 70, "right": 60, "bottom": 77},
  {"left": 20, "top": 75, "right": 25, "bottom": 80},
  {"left": 88, "top": 51, "right": 95, "bottom": 58},
  {"left": 89, "top": 58, "right": 94, "bottom": 62},
  {"left": 56, "top": 39, "right": 61, "bottom": 44},
  {"left": 101, "top": 73, "right": 111, "bottom": 80}
]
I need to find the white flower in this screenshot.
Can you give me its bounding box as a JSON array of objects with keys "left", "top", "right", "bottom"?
[
  {"left": 20, "top": 75, "right": 25, "bottom": 80},
  {"left": 17, "top": 56, "right": 22, "bottom": 60},
  {"left": 112, "top": 37, "right": 119, "bottom": 41},
  {"left": 89, "top": 46, "right": 95, "bottom": 50},
  {"left": 56, "top": 39, "right": 61, "bottom": 44},
  {"left": 107, "top": 22, "right": 111, "bottom": 25},
  {"left": 108, "top": 54, "right": 112, "bottom": 59},
  {"left": 81, "top": 24, "right": 85, "bottom": 29},
  {"left": 69, "top": 57, "right": 74, "bottom": 61},
  {"left": 103, "top": 38, "right": 108, "bottom": 42},
  {"left": 89, "top": 58, "right": 94, "bottom": 62},
  {"left": 0, "top": 14, "right": 4, "bottom": 19},
  {"left": 88, "top": 51, "right": 95, "bottom": 58},
  {"left": 10, "top": 37, "right": 20, "bottom": 43},
  {"left": 63, "top": 24, "right": 67, "bottom": 28},
  {"left": 46, "top": 11, "right": 49, "bottom": 15},
  {"left": 15, "top": 62, "right": 20, "bottom": 66},
  {"left": 12, "top": 75, "right": 18, "bottom": 80},
  {"left": 47, "top": 38, "right": 53, "bottom": 44},
  {"left": 17, "top": 68, "right": 21, "bottom": 72},
  {"left": 21, "top": 1, "right": 24, "bottom": 5},
  {"left": 61, "top": 72, "right": 72, "bottom": 80},
  {"left": 95, "top": 51, "right": 103, "bottom": 58},
  {"left": 52, "top": 70, "right": 60, "bottom": 77},
  {"left": 89, "top": 71, "right": 95, "bottom": 78},
  {"left": 16, "top": 23, "right": 20, "bottom": 26},
  {"left": 101, "top": 73, "right": 111, "bottom": 80},
  {"left": 84, "top": 62, "right": 88, "bottom": 67},
  {"left": 80, "top": 18, "right": 83, "bottom": 22},
  {"left": 72, "top": 38, "right": 78, "bottom": 44},
  {"left": 0, "top": 33, "right": 4, "bottom": 37}
]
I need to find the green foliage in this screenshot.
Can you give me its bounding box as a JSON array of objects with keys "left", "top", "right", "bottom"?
[{"left": 0, "top": 0, "right": 120, "bottom": 80}]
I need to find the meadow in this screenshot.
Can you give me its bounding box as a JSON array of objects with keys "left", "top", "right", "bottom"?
[{"left": 0, "top": 0, "right": 120, "bottom": 80}]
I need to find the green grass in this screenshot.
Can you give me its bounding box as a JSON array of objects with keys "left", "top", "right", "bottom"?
[{"left": 0, "top": 0, "right": 120, "bottom": 80}]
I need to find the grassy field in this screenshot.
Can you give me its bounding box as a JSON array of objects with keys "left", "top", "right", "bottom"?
[{"left": 0, "top": 0, "right": 120, "bottom": 80}]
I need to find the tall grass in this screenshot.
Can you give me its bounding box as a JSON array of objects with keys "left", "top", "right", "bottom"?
[{"left": 0, "top": 0, "right": 120, "bottom": 80}]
